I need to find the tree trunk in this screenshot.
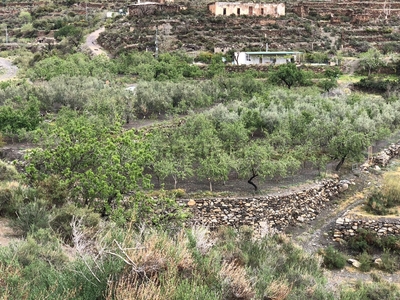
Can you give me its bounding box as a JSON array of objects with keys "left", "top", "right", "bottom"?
[
  {"left": 335, "top": 155, "right": 347, "bottom": 171},
  {"left": 247, "top": 171, "right": 258, "bottom": 191},
  {"left": 173, "top": 175, "right": 177, "bottom": 189},
  {"left": 209, "top": 179, "right": 213, "bottom": 192}
]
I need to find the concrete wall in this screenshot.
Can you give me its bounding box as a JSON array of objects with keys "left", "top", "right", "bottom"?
[{"left": 208, "top": 2, "right": 285, "bottom": 17}]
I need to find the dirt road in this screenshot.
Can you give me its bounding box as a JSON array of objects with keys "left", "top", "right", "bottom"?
[
  {"left": 0, "top": 58, "right": 18, "bottom": 81},
  {"left": 83, "top": 27, "right": 108, "bottom": 57}
]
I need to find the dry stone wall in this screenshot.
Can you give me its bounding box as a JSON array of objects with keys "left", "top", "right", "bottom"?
[
  {"left": 334, "top": 217, "right": 400, "bottom": 239},
  {"left": 178, "top": 178, "right": 348, "bottom": 232},
  {"left": 334, "top": 141, "right": 400, "bottom": 239}
]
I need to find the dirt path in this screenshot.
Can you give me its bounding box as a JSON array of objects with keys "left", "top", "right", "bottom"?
[
  {"left": 0, "top": 58, "right": 18, "bottom": 81},
  {"left": 83, "top": 27, "right": 109, "bottom": 57}
]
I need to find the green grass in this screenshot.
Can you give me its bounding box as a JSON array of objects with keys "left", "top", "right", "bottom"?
[{"left": 338, "top": 74, "right": 366, "bottom": 83}]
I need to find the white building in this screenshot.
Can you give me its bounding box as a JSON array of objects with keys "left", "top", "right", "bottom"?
[{"left": 233, "top": 51, "right": 302, "bottom": 65}]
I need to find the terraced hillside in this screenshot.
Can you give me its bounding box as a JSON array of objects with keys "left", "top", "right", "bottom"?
[
  {"left": 2, "top": 0, "right": 400, "bottom": 55},
  {"left": 97, "top": 0, "right": 400, "bottom": 56}
]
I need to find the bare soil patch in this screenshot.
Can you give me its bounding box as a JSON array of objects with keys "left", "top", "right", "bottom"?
[{"left": 0, "top": 218, "right": 19, "bottom": 247}]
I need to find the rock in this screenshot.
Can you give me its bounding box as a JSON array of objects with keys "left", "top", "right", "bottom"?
[
  {"left": 347, "top": 259, "right": 361, "bottom": 268},
  {"left": 187, "top": 199, "right": 196, "bottom": 206},
  {"left": 339, "top": 183, "right": 348, "bottom": 192},
  {"left": 336, "top": 218, "right": 344, "bottom": 225},
  {"left": 297, "top": 216, "right": 305, "bottom": 222},
  {"left": 374, "top": 258, "right": 382, "bottom": 267}
]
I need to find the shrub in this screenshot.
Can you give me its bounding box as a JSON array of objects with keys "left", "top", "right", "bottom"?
[
  {"left": 10, "top": 228, "right": 67, "bottom": 267},
  {"left": 37, "top": 175, "right": 68, "bottom": 207},
  {"left": 341, "top": 280, "right": 400, "bottom": 300},
  {"left": 347, "top": 229, "right": 376, "bottom": 253},
  {"left": 365, "top": 190, "right": 393, "bottom": 215},
  {"left": 322, "top": 246, "right": 346, "bottom": 269},
  {"left": 263, "top": 280, "right": 292, "bottom": 300},
  {"left": 0, "top": 160, "right": 19, "bottom": 181},
  {"left": 50, "top": 204, "right": 101, "bottom": 245},
  {"left": 379, "top": 249, "right": 399, "bottom": 273},
  {"left": 10, "top": 201, "right": 50, "bottom": 236},
  {"left": 358, "top": 251, "right": 372, "bottom": 272},
  {"left": 106, "top": 229, "right": 195, "bottom": 299},
  {"left": 219, "top": 261, "right": 255, "bottom": 300},
  {"left": 382, "top": 169, "right": 400, "bottom": 206},
  {"left": 0, "top": 183, "right": 37, "bottom": 217}
]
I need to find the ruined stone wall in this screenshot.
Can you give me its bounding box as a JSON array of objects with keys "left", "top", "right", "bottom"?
[{"left": 178, "top": 179, "right": 347, "bottom": 232}]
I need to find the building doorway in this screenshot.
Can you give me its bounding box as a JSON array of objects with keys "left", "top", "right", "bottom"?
[
  {"left": 249, "top": 6, "right": 253, "bottom": 15},
  {"left": 237, "top": 8, "right": 240, "bottom": 15}
]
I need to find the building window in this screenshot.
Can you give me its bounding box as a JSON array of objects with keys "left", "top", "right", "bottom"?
[
  {"left": 223, "top": 8, "right": 226, "bottom": 15},
  {"left": 261, "top": 8, "right": 264, "bottom": 15},
  {"left": 249, "top": 6, "right": 253, "bottom": 15},
  {"left": 246, "top": 54, "right": 251, "bottom": 61},
  {"left": 237, "top": 8, "right": 240, "bottom": 15}
]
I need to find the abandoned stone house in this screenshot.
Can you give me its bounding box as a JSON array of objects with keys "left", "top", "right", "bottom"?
[{"left": 208, "top": 2, "right": 285, "bottom": 17}]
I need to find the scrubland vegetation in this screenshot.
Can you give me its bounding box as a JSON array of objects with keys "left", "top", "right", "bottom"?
[{"left": 1, "top": 2, "right": 400, "bottom": 299}]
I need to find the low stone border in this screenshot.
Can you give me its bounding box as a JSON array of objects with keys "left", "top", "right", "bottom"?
[
  {"left": 334, "top": 217, "right": 400, "bottom": 239},
  {"left": 179, "top": 178, "right": 349, "bottom": 232}
]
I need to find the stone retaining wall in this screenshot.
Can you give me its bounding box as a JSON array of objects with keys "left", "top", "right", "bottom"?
[
  {"left": 178, "top": 178, "right": 347, "bottom": 232},
  {"left": 334, "top": 217, "right": 400, "bottom": 239},
  {"left": 334, "top": 141, "right": 400, "bottom": 239}
]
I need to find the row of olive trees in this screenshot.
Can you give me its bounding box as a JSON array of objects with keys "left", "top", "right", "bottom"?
[{"left": 148, "top": 87, "right": 400, "bottom": 191}]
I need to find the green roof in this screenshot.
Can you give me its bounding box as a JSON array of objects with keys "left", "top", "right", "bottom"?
[{"left": 245, "top": 51, "right": 302, "bottom": 55}]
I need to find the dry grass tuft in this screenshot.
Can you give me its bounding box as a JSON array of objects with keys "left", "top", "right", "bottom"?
[
  {"left": 107, "top": 274, "right": 164, "bottom": 300},
  {"left": 219, "top": 261, "right": 255, "bottom": 300},
  {"left": 0, "top": 181, "right": 19, "bottom": 190},
  {"left": 264, "top": 280, "right": 292, "bottom": 300},
  {"left": 106, "top": 229, "right": 194, "bottom": 299},
  {"left": 382, "top": 168, "right": 400, "bottom": 205},
  {"left": 190, "top": 225, "right": 214, "bottom": 255}
]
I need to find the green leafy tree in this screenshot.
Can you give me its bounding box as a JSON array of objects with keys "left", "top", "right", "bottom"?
[
  {"left": 151, "top": 129, "right": 194, "bottom": 189},
  {"left": 198, "top": 151, "right": 231, "bottom": 192},
  {"left": 319, "top": 67, "right": 341, "bottom": 92},
  {"left": 359, "top": 48, "right": 386, "bottom": 76},
  {"left": 235, "top": 140, "right": 273, "bottom": 191},
  {"left": 19, "top": 11, "right": 32, "bottom": 24},
  {"left": 318, "top": 78, "right": 337, "bottom": 92},
  {"left": 269, "top": 63, "right": 309, "bottom": 89},
  {"left": 25, "top": 112, "right": 153, "bottom": 214},
  {"left": 54, "top": 25, "right": 83, "bottom": 47},
  {"left": 328, "top": 126, "right": 369, "bottom": 171},
  {"left": 0, "top": 97, "right": 41, "bottom": 134}
]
